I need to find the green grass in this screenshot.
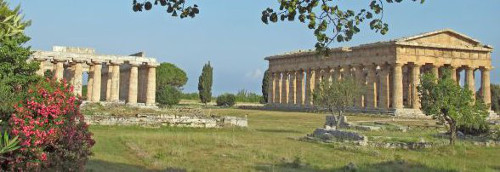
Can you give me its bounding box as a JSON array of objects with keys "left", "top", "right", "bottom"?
[{"left": 86, "top": 108, "right": 500, "bottom": 172}]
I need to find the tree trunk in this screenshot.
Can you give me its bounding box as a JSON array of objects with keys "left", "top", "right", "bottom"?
[
  {"left": 449, "top": 121, "right": 456, "bottom": 145},
  {"left": 336, "top": 110, "right": 343, "bottom": 129}
]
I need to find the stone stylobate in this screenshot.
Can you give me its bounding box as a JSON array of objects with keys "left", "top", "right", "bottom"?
[{"left": 264, "top": 29, "right": 494, "bottom": 117}]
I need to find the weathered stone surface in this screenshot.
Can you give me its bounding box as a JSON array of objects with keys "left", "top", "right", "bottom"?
[
  {"left": 84, "top": 114, "right": 248, "bottom": 128},
  {"left": 312, "top": 128, "right": 367, "bottom": 142}
]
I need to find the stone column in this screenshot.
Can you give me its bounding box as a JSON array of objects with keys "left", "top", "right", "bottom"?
[
  {"left": 450, "top": 66, "right": 457, "bottom": 82},
  {"left": 305, "top": 69, "right": 315, "bottom": 106},
  {"left": 146, "top": 63, "right": 158, "bottom": 106},
  {"left": 288, "top": 71, "right": 297, "bottom": 105},
  {"left": 268, "top": 72, "right": 275, "bottom": 104},
  {"left": 411, "top": 64, "right": 421, "bottom": 109},
  {"left": 53, "top": 59, "right": 65, "bottom": 81},
  {"left": 73, "top": 61, "right": 83, "bottom": 96},
  {"left": 110, "top": 62, "right": 121, "bottom": 102},
  {"left": 465, "top": 66, "right": 475, "bottom": 99},
  {"left": 354, "top": 65, "right": 364, "bottom": 108},
  {"left": 335, "top": 66, "right": 343, "bottom": 81},
  {"left": 128, "top": 62, "right": 139, "bottom": 105},
  {"left": 315, "top": 68, "right": 323, "bottom": 86},
  {"left": 296, "top": 70, "right": 303, "bottom": 106},
  {"left": 276, "top": 72, "right": 282, "bottom": 103},
  {"left": 35, "top": 58, "right": 45, "bottom": 76},
  {"left": 379, "top": 65, "right": 390, "bottom": 109},
  {"left": 87, "top": 63, "right": 94, "bottom": 101},
  {"left": 91, "top": 60, "right": 102, "bottom": 102},
  {"left": 366, "top": 65, "right": 378, "bottom": 108},
  {"left": 431, "top": 64, "right": 439, "bottom": 79},
  {"left": 481, "top": 67, "right": 491, "bottom": 107},
  {"left": 392, "top": 63, "right": 404, "bottom": 109},
  {"left": 105, "top": 65, "right": 112, "bottom": 101},
  {"left": 281, "top": 72, "right": 289, "bottom": 105}
]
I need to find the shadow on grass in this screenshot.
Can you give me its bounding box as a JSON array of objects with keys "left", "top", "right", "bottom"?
[
  {"left": 256, "top": 128, "right": 303, "bottom": 134},
  {"left": 86, "top": 160, "right": 186, "bottom": 172},
  {"left": 254, "top": 160, "right": 457, "bottom": 172}
]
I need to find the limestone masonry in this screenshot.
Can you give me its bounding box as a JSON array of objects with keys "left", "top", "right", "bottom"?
[
  {"left": 265, "top": 29, "right": 494, "bottom": 117},
  {"left": 30, "top": 46, "right": 159, "bottom": 106}
]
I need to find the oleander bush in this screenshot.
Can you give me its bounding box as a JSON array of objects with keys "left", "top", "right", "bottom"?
[{"left": 2, "top": 79, "right": 94, "bottom": 171}]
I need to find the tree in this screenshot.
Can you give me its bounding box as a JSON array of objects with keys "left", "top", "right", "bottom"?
[
  {"left": 198, "top": 61, "right": 213, "bottom": 104},
  {"left": 156, "top": 85, "right": 182, "bottom": 107},
  {"left": 418, "top": 68, "right": 489, "bottom": 145},
  {"left": 131, "top": 0, "right": 424, "bottom": 50},
  {"left": 0, "top": 0, "right": 40, "bottom": 118},
  {"left": 261, "top": 69, "right": 270, "bottom": 103},
  {"left": 156, "top": 62, "right": 188, "bottom": 89},
  {"left": 313, "top": 77, "right": 363, "bottom": 129}
]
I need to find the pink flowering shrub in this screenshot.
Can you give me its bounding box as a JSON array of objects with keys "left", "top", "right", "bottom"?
[{"left": 1, "top": 79, "right": 94, "bottom": 171}]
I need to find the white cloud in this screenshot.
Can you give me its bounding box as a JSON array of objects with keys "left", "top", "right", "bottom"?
[{"left": 245, "top": 68, "right": 264, "bottom": 80}]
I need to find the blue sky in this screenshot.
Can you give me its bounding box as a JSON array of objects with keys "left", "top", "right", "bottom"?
[{"left": 9, "top": 0, "right": 500, "bottom": 95}]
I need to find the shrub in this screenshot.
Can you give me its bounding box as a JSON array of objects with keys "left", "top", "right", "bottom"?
[
  {"left": 216, "top": 94, "right": 236, "bottom": 107},
  {"left": 156, "top": 85, "right": 181, "bottom": 107},
  {"left": 235, "top": 89, "right": 263, "bottom": 103},
  {"left": 2, "top": 79, "right": 94, "bottom": 171},
  {"left": 181, "top": 92, "right": 199, "bottom": 100}
]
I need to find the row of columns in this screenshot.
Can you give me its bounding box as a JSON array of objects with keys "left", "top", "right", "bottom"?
[
  {"left": 268, "top": 63, "right": 492, "bottom": 110},
  {"left": 35, "top": 58, "right": 158, "bottom": 106}
]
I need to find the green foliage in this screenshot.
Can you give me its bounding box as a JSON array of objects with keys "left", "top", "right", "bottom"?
[
  {"left": 132, "top": 0, "right": 199, "bottom": 18},
  {"left": 181, "top": 92, "right": 199, "bottom": 100},
  {"left": 216, "top": 93, "right": 236, "bottom": 107},
  {"left": 156, "top": 62, "right": 188, "bottom": 89},
  {"left": 0, "top": 131, "right": 20, "bottom": 154},
  {"left": 262, "top": 0, "right": 425, "bottom": 50},
  {"left": 488, "top": 84, "right": 500, "bottom": 113},
  {"left": 0, "top": 0, "right": 39, "bottom": 118},
  {"left": 313, "top": 77, "right": 363, "bottom": 128},
  {"left": 418, "top": 68, "right": 488, "bottom": 144},
  {"left": 235, "top": 89, "right": 263, "bottom": 103},
  {"left": 156, "top": 85, "right": 182, "bottom": 107},
  {"left": 313, "top": 77, "right": 363, "bottom": 114},
  {"left": 43, "top": 69, "right": 54, "bottom": 79},
  {"left": 262, "top": 69, "right": 269, "bottom": 103},
  {"left": 198, "top": 61, "right": 213, "bottom": 104}
]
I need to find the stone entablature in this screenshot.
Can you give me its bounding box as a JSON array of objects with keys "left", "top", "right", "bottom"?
[
  {"left": 30, "top": 46, "right": 159, "bottom": 106},
  {"left": 265, "top": 29, "right": 494, "bottom": 116}
]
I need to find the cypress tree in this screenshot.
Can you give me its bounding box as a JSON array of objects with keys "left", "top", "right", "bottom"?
[
  {"left": 198, "top": 61, "right": 213, "bottom": 104},
  {"left": 261, "top": 69, "right": 269, "bottom": 103}
]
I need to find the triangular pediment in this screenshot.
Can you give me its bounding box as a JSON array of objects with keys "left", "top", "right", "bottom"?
[{"left": 395, "top": 29, "right": 486, "bottom": 48}]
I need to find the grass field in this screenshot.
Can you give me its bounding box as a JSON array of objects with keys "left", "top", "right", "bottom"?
[{"left": 86, "top": 107, "right": 500, "bottom": 172}]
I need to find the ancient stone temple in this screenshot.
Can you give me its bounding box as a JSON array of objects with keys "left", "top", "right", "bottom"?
[
  {"left": 265, "top": 29, "right": 493, "bottom": 117},
  {"left": 30, "top": 46, "right": 159, "bottom": 106}
]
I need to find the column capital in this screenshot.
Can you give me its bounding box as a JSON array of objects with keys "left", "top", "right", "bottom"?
[
  {"left": 413, "top": 63, "right": 422, "bottom": 67},
  {"left": 129, "top": 61, "right": 142, "bottom": 67},
  {"left": 52, "top": 58, "right": 67, "bottom": 63},
  {"left": 465, "top": 65, "right": 477, "bottom": 70},
  {"left": 91, "top": 59, "right": 104, "bottom": 65},
  {"left": 481, "top": 66, "right": 492, "bottom": 71},
  {"left": 391, "top": 63, "right": 404, "bottom": 67},
  {"left": 110, "top": 60, "right": 123, "bottom": 65},
  {"left": 147, "top": 62, "right": 160, "bottom": 68},
  {"left": 33, "top": 57, "right": 47, "bottom": 62},
  {"left": 71, "top": 59, "right": 86, "bottom": 63}
]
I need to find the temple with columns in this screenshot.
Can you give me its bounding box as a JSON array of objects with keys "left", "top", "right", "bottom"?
[
  {"left": 30, "top": 46, "right": 159, "bottom": 106},
  {"left": 265, "top": 29, "right": 494, "bottom": 117}
]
